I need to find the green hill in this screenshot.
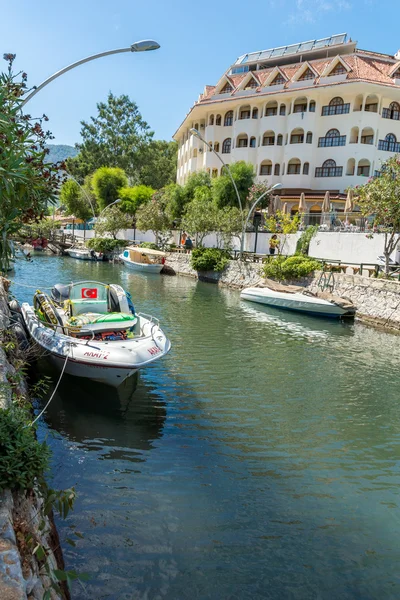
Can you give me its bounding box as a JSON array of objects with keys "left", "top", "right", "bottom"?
[{"left": 46, "top": 144, "right": 78, "bottom": 163}]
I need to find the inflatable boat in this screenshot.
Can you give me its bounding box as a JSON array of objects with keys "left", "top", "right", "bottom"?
[{"left": 21, "top": 280, "right": 171, "bottom": 387}]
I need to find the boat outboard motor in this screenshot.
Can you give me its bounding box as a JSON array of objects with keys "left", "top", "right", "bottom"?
[{"left": 51, "top": 283, "right": 71, "bottom": 304}]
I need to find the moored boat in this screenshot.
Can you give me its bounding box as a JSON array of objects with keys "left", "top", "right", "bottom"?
[
  {"left": 241, "top": 280, "right": 355, "bottom": 318},
  {"left": 21, "top": 280, "right": 171, "bottom": 387},
  {"left": 119, "top": 246, "right": 166, "bottom": 273},
  {"left": 65, "top": 247, "right": 99, "bottom": 261}
]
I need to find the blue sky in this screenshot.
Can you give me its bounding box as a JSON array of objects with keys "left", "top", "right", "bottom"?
[{"left": 2, "top": 0, "right": 398, "bottom": 146}]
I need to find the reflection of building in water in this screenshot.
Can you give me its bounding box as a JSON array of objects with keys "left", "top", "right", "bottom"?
[{"left": 38, "top": 371, "right": 166, "bottom": 462}]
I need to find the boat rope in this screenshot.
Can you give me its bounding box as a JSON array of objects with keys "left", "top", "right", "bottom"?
[
  {"left": 28, "top": 350, "right": 70, "bottom": 427},
  {"left": 8, "top": 280, "right": 53, "bottom": 290}
]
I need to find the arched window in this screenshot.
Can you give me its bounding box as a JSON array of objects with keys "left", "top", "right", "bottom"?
[
  {"left": 252, "top": 108, "right": 258, "bottom": 119},
  {"left": 274, "top": 164, "right": 280, "bottom": 176},
  {"left": 277, "top": 134, "right": 283, "bottom": 146},
  {"left": 290, "top": 128, "right": 304, "bottom": 144},
  {"left": 293, "top": 98, "right": 307, "bottom": 113},
  {"left": 386, "top": 133, "right": 396, "bottom": 143},
  {"left": 262, "top": 131, "right": 275, "bottom": 146},
  {"left": 303, "top": 162, "right": 309, "bottom": 175},
  {"left": 287, "top": 159, "right": 301, "bottom": 175},
  {"left": 390, "top": 101, "right": 400, "bottom": 111},
  {"left": 239, "top": 106, "right": 251, "bottom": 120},
  {"left": 361, "top": 127, "right": 374, "bottom": 145},
  {"left": 222, "top": 138, "right": 231, "bottom": 154},
  {"left": 329, "top": 61, "right": 347, "bottom": 76},
  {"left": 378, "top": 133, "right": 399, "bottom": 152},
  {"left": 224, "top": 111, "right": 233, "bottom": 126},
  {"left": 209, "top": 115, "right": 214, "bottom": 126},
  {"left": 215, "top": 114, "right": 221, "bottom": 126},
  {"left": 384, "top": 101, "right": 400, "bottom": 121},
  {"left": 309, "top": 100, "right": 316, "bottom": 112},
  {"left": 214, "top": 142, "right": 220, "bottom": 152},
  {"left": 306, "top": 132, "right": 313, "bottom": 144},
  {"left": 357, "top": 159, "right": 371, "bottom": 177},
  {"left": 330, "top": 97, "right": 344, "bottom": 106},
  {"left": 250, "top": 137, "right": 256, "bottom": 148},
  {"left": 259, "top": 161, "right": 272, "bottom": 176},
  {"left": 326, "top": 128, "right": 340, "bottom": 137},
  {"left": 322, "top": 97, "right": 349, "bottom": 116},
  {"left": 279, "top": 104, "right": 286, "bottom": 116},
  {"left": 315, "top": 159, "right": 343, "bottom": 177},
  {"left": 237, "top": 134, "right": 248, "bottom": 148},
  {"left": 265, "top": 101, "right": 278, "bottom": 116}
]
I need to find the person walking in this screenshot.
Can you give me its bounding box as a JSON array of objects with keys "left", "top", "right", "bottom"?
[
  {"left": 184, "top": 236, "right": 193, "bottom": 253},
  {"left": 269, "top": 234, "right": 279, "bottom": 255}
]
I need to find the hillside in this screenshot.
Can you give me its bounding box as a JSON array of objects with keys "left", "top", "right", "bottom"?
[{"left": 46, "top": 144, "right": 78, "bottom": 164}]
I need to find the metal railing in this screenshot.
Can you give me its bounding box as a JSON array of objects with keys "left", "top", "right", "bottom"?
[{"left": 318, "top": 135, "right": 346, "bottom": 147}]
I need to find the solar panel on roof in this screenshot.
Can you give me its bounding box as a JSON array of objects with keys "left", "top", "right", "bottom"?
[
  {"left": 270, "top": 48, "right": 285, "bottom": 57},
  {"left": 285, "top": 44, "right": 301, "bottom": 55},
  {"left": 313, "top": 38, "right": 330, "bottom": 49},
  {"left": 298, "top": 41, "right": 314, "bottom": 52}
]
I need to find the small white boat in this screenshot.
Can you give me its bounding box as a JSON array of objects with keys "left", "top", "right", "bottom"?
[
  {"left": 66, "top": 247, "right": 98, "bottom": 261},
  {"left": 119, "top": 246, "right": 166, "bottom": 274},
  {"left": 22, "top": 280, "right": 171, "bottom": 387},
  {"left": 241, "top": 280, "right": 355, "bottom": 318}
]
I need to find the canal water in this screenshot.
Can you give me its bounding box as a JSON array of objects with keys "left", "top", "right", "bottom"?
[{"left": 13, "top": 255, "right": 400, "bottom": 599}]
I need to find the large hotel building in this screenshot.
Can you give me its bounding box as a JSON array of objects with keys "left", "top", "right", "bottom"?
[{"left": 174, "top": 34, "right": 400, "bottom": 211}]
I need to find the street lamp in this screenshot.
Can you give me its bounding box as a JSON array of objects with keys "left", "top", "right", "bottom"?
[
  {"left": 21, "top": 40, "right": 160, "bottom": 107},
  {"left": 240, "top": 183, "right": 282, "bottom": 255},
  {"left": 98, "top": 198, "right": 121, "bottom": 219}
]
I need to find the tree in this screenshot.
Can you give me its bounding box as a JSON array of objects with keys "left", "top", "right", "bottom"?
[
  {"left": 66, "top": 93, "right": 153, "bottom": 182},
  {"left": 181, "top": 187, "right": 217, "bottom": 246},
  {"left": 91, "top": 167, "right": 128, "bottom": 210},
  {"left": 265, "top": 211, "right": 300, "bottom": 255},
  {"left": 94, "top": 206, "right": 132, "bottom": 239},
  {"left": 0, "top": 54, "right": 63, "bottom": 270},
  {"left": 163, "top": 184, "right": 186, "bottom": 222},
  {"left": 119, "top": 185, "right": 154, "bottom": 216},
  {"left": 212, "top": 162, "right": 255, "bottom": 209},
  {"left": 59, "top": 179, "right": 94, "bottom": 221},
  {"left": 246, "top": 182, "right": 271, "bottom": 210},
  {"left": 357, "top": 156, "right": 400, "bottom": 274},
  {"left": 135, "top": 192, "right": 172, "bottom": 246},
  {"left": 139, "top": 140, "right": 178, "bottom": 189},
  {"left": 215, "top": 207, "right": 243, "bottom": 249}
]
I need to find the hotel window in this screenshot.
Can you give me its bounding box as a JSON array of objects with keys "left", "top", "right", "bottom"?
[
  {"left": 378, "top": 133, "right": 400, "bottom": 152},
  {"left": 277, "top": 134, "right": 283, "bottom": 146},
  {"left": 214, "top": 142, "right": 220, "bottom": 152},
  {"left": 249, "top": 137, "right": 256, "bottom": 148},
  {"left": 215, "top": 115, "right": 221, "bottom": 126},
  {"left": 321, "top": 96, "right": 350, "bottom": 116},
  {"left": 237, "top": 136, "right": 248, "bottom": 148},
  {"left": 270, "top": 73, "right": 286, "bottom": 86},
  {"left": 279, "top": 104, "right": 286, "bottom": 115},
  {"left": 220, "top": 82, "right": 233, "bottom": 94},
  {"left": 290, "top": 132, "right": 304, "bottom": 144},
  {"left": 274, "top": 164, "right": 280, "bottom": 176},
  {"left": 260, "top": 163, "right": 272, "bottom": 175},
  {"left": 222, "top": 138, "right": 231, "bottom": 154},
  {"left": 357, "top": 163, "right": 370, "bottom": 176},
  {"left": 303, "top": 162, "right": 310, "bottom": 175},
  {"left": 361, "top": 135, "right": 374, "bottom": 145},
  {"left": 265, "top": 106, "right": 278, "bottom": 116},
  {"left": 262, "top": 134, "right": 275, "bottom": 146},
  {"left": 224, "top": 111, "right": 233, "bottom": 126},
  {"left": 315, "top": 159, "right": 343, "bottom": 177},
  {"left": 245, "top": 78, "right": 258, "bottom": 89},
  {"left": 293, "top": 103, "right": 307, "bottom": 113},
  {"left": 287, "top": 160, "right": 301, "bottom": 175},
  {"left": 318, "top": 128, "right": 346, "bottom": 147},
  {"left": 209, "top": 115, "right": 214, "bottom": 126},
  {"left": 309, "top": 101, "right": 316, "bottom": 112},
  {"left": 306, "top": 132, "right": 313, "bottom": 144},
  {"left": 252, "top": 108, "right": 259, "bottom": 119},
  {"left": 382, "top": 102, "right": 400, "bottom": 120},
  {"left": 328, "top": 62, "right": 347, "bottom": 76},
  {"left": 298, "top": 67, "right": 315, "bottom": 81},
  {"left": 239, "top": 109, "right": 251, "bottom": 119},
  {"left": 365, "top": 103, "right": 378, "bottom": 112}
]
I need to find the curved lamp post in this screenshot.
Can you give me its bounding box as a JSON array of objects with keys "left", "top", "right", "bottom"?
[
  {"left": 21, "top": 40, "right": 160, "bottom": 107},
  {"left": 240, "top": 182, "right": 282, "bottom": 255}
]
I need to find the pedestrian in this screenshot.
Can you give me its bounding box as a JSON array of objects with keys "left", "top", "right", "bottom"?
[
  {"left": 181, "top": 232, "right": 187, "bottom": 247},
  {"left": 269, "top": 234, "right": 279, "bottom": 255},
  {"left": 184, "top": 236, "right": 193, "bottom": 253}
]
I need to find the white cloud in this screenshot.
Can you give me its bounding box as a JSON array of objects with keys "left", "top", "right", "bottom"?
[{"left": 285, "top": 0, "right": 351, "bottom": 25}]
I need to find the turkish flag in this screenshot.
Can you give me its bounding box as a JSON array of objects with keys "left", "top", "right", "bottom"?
[{"left": 81, "top": 288, "right": 98, "bottom": 299}]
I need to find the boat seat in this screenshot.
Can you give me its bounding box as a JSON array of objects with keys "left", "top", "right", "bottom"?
[
  {"left": 69, "top": 299, "right": 108, "bottom": 316},
  {"left": 69, "top": 282, "right": 109, "bottom": 316}
]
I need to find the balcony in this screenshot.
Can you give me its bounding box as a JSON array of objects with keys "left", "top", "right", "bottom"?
[
  {"left": 378, "top": 139, "right": 400, "bottom": 153},
  {"left": 315, "top": 166, "right": 343, "bottom": 177},
  {"left": 382, "top": 108, "right": 400, "bottom": 121},
  {"left": 318, "top": 135, "right": 346, "bottom": 147},
  {"left": 321, "top": 104, "right": 350, "bottom": 116}
]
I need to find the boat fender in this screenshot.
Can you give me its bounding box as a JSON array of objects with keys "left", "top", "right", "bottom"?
[
  {"left": 13, "top": 323, "right": 29, "bottom": 351},
  {"left": 8, "top": 300, "right": 21, "bottom": 313}
]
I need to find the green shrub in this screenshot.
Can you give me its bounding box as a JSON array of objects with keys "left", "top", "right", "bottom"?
[
  {"left": 263, "top": 255, "right": 321, "bottom": 280},
  {"left": 0, "top": 406, "right": 50, "bottom": 491},
  {"left": 191, "top": 247, "right": 230, "bottom": 272},
  {"left": 86, "top": 238, "right": 126, "bottom": 253},
  {"left": 295, "top": 225, "right": 319, "bottom": 256},
  {"left": 140, "top": 242, "right": 159, "bottom": 250}
]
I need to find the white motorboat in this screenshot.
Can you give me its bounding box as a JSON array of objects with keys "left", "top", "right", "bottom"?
[
  {"left": 241, "top": 280, "right": 355, "bottom": 318},
  {"left": 21, "top": 280, "right": 171, "bottom": 387},
  {"left": 65, "top": 247, "right": 98, "bottom": 261},
  {"left": 119, "top": 246, "right": 166, "bottom": 273}
]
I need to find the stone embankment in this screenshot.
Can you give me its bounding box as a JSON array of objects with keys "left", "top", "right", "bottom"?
[
  {"left": 165, "top": 254, "right": 400, "bottom": 332},
  {"left": 0, "top": 279, "right": 66, "bottom": 600}
]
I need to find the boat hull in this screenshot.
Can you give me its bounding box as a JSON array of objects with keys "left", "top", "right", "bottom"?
[
  {"left": 21, "top": 303, "right": 171, "bottom": 387},
  {"left": 120, "top": 256, "right": 163, "bottom": 273},
  {"left": 240, "top": 287, "right": 350, "bottom": 318},
  {"left": 66, "top": 250, "right": 95, "bottom": 260}
]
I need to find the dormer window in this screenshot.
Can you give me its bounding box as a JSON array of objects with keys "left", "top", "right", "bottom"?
[
  {"left": 298, "top": 68, "right": 315, "bottom": 81},
  {"left": 220, "top": 82, "right": 233, "bottom": 94},
  {"left": 328, "top": 62, "right": 347, "bottom": 76},
  {"left": 245, "top": 78, "right": 258, "bottom": 90},
  {"left": 270, "top": 73, "right": 286, "bottom": 86}
]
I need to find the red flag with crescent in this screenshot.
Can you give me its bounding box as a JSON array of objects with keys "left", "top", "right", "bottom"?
[{"left": 81, "top": 288, "right": 98, "bottom": 299}]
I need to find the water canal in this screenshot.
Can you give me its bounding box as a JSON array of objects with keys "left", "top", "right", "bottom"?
[{"left": 13, "top": 255, "right": 400, "bottom": 599}]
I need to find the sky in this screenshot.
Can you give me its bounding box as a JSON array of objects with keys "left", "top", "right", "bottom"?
[{"left": 1, "top": 0, "right": 399, "bottom": 147}]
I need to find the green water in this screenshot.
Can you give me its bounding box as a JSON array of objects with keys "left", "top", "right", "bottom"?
[{"left": 13, "top": 255, "right": 400, "bottom": 599}]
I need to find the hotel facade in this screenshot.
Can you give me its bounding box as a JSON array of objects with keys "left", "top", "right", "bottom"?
[{"left": 174, "top": 34, "right": 400, "bottom": 212}]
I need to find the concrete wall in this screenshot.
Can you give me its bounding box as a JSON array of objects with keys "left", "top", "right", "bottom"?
[{"left": 68, "top": 227, "right": 395, "bottom": 265}]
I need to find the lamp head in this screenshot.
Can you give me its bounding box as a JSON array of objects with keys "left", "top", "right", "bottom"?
[
  {"left": 190, "top": 128, "right": 202, "bottom": 140},
  {"left": 271, "top": 183, "right": 282, "bottom": 191},
  {"left": 130, "top": 40, "right": 160, "bottom": 52}
]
